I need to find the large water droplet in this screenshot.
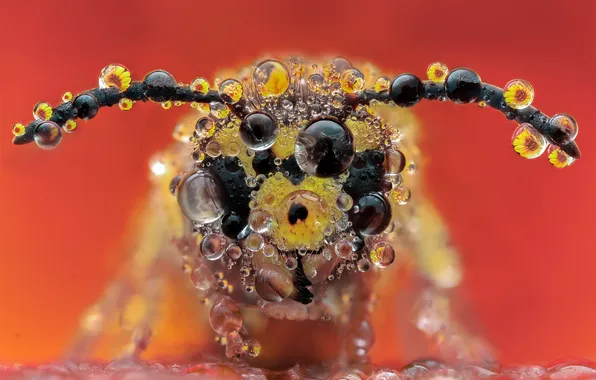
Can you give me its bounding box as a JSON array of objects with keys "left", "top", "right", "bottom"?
[{"left": 177, "top": 170, "right": 226, "bottom": 224}]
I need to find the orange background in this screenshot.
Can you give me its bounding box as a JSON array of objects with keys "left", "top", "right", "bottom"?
[{"left": 0, "top": 0, "right": 595, "bottom": 367}]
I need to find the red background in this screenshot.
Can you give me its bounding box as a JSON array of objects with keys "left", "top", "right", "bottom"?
[{"left": 0, "top": 0, "right": 594, "bottom": 366}]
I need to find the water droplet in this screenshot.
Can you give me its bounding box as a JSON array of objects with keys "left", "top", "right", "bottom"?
[
  {"left": 370, "top": 242, "right": 395, "bottom": 268},
  {"left": 511, "top": 123, "right": 547, "bottom": 159},
  {"left": 261, "top": 244, "right": 277, "bottom": 258},
  {"left": 550, "top": 113, "right": 579, "bottom": 144},
  {"left": 244, "top": 340, "right": 262, "bottom": 357},
  {"left": 209, "top": 296, "right": 242, "bottom": 335},
  {"left": 295, "top": 119, "right": 355, "bottom": 177},
  {"left": 218, "top": 79, "right": 243, "bottom": 104},
  {"left": 205, "top": 141, "right": 222, "bottom": 158},
  {"left": 11, "top": 123, "right": 25, "bottom": 137},
  {"left": 190, "top": 77, "right": 210, "bottom": 94},
  {"left": 339, "top": 69, "right": 365, "bottom": 93},
  {"left": 177, "top": 170, "right": 226, "bottom": 224},
  {"left": 323, "top": 57, "right": 352, "bottom": 82},
  {"left": 547, "top": 145, "right": 575, "bottom": 168},
  {"left": 200, "top": 234, "right": 226, "bottom": 261},
  {"left": 161, "top": 101, "right": 172, "bottom": 109},
  {"left": 99, "top": 64, "right": 131, "bottom": 92},
  {"left": 191, "top": 266, "right": 213, "bottom": 290},
  {"left": 426, "top": 62, "right": 449, "bottom": 83},
  {"left": 335, "top": 239, "right": 353, "bottom": 259},
  {"left": 390, "top": 186, "right": 411, "bottom": 205},
  {"left": 246, "top": 233, "right": 264, "bottom": 252},
  {"left": 254, "top": 60, "right": 290, "bottom": 97},
  {"left": 503, "top": 79, "right": 534, "bottom": 109},
  {"left": 336, "top": 193, "right": 353, "bottom": 211},
  {"left": 33, "top": 102, "right": 53, "bottom": 121},
  {"left": 248, "top": 209, "right": 273, "bottom": 233},
  {"left": 63, "top": 120, "right": 77, "bottom": 133},
  {"left": 119, "top": 98, "right": 133, "bottom": 111},
  {"left": 226, "top": 244, "right": 243, "bottom": 260},
  {"left": 143, "top": 70, "right": 177, "bottom": 103},
  {"left": 210, "top": 102, "right": 230, "bottom": 119},
  {"left": 239, "top": 112, "right": 278, "bottom": 151},
  {"left": 255, "top": 263, "right": 293, "bottom": 302},
  {"left": 62, "top": 91, "right": 73, "bottom": 102},
  {"left": 308, "top": 74, "right": 325, "bottom": 93},
  {"left": 34, "top": 121, "right": 62, "bottom": 150},
  {"left": 374, "top": 77, "right": 391, "bottom": 93},
  {"left": 350, "top": 193, "right": 392, "bottom": 236},
  {"left": 357, "top": 258, "right": 371, "bottom": 272},
  {"left": 384, "top": 148, "right": 406, "bottom": 176},
  {"left": 284, "top": 256, "right": 298, "bottom": 270}
]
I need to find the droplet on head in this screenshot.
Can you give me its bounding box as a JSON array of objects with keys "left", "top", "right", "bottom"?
[
  {"left": 336, "top": 193, "right": 354, "bottom": 211},
  {"left": 339, "top": 69, "right": 365, "bottom": 93},
  {"left": 225, "top": 244, "right": 243, "bottom": 260},
  {"left": 249, "top": 209, "right": 273, "bottom": 233},
  {"left": 191, "top": 266, "right": 213, "bottom": 290},
  {"left": 357, "top": 258, "right": 372, "bottom": 272},
  {"left": 391, "top": 186, "right": 411, "bottom": 205},
  {"left": 177, "top": 169, "right": 226, "bottom": 224},
  {"left": 281, "top": 255, "right": 298, "bottom": 271},
  {"left": 218, "top": 79, "right": 243, "bottom": 104},
  {"left": 246, "top": 233, "right": 265, "bottom": 252},
  {"left": 239, "top": 112, "right": 278, "bottom": 151},
  {"left": 200, "top": 234, "right": 226, "bottom": 261},
  {"left": 370, "top": 242, "right": 395, "bottom": 268},
  {"left": 350, "top": 193, "right": 392, "bottom": 236},
  {"left": 254, "top": 60, "right": 290, "bottom": 97},
  {"left": 335, "top": 239, "right": 353, "bottom": 259},
  {"left": 255, "top": 264, "right": 294, "bottom": 302},
  {"left": 209, "top": 296, "right": 243, "bottom": 335},
  {"left": 295, "top": 119, "right": 355, "bottom": 177}
]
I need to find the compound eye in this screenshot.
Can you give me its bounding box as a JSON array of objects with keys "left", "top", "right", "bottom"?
[{"left": 295, "top": 119, "right": 355, "bottom": 177}]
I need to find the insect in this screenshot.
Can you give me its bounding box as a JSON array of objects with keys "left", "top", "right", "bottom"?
[{"left": 9, "top": 57, "right": 585, "bottom": 378}]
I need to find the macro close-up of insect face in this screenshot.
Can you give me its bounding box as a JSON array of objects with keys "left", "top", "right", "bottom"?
[{"left": 1, "top": 1, "right": 595, "bottom": 379}]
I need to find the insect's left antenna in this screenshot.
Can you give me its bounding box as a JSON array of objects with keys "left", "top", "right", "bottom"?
[{"left": 11, "top": 62, "right": 581, "bottom": 168}]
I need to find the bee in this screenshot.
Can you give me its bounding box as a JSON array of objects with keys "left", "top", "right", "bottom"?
[{"left": 10, "top": 57, "right": 581, "bottom": 377}]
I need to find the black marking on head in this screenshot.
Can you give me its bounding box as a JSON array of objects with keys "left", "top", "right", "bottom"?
[{"left": 288, "top": 203, "right": 308, "bottom": 225}]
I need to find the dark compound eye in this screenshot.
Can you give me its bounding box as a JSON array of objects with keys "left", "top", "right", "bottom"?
[
  {"left": 295, "top": 119, "right": 355, "bottom": 177},
  {"left": 350, "top": 193, "right": 392, "bottom": 236},
  {"left": 239, "top": 112, "right": 278, "bottom": 151},
  {"left": 177, "top": 169, "right": 226, "bottom": 224},
  {"left": 444, "top": 68, "right": 482, "bottom": 104}
]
